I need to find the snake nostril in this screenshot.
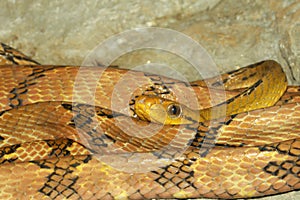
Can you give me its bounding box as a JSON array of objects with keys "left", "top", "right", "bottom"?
[{"left": 167, "top": 104, "right": 181, "bottom": 118}]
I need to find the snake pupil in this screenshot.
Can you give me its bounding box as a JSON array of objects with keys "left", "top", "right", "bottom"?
[{"left": 168, "top": 104, "right": 181, "bottom": 118}]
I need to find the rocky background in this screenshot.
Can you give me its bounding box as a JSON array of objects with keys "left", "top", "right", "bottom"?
[{"left": 1, "top": 0, "right": 299, "bottom": 199}]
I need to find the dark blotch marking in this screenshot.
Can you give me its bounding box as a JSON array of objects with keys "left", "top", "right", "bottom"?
[
  {"left": 242, "top": 76, "right": 248, "bottom": 81},
  {"left": 0, "top": 144, "right": 21, "bottom": 164},
  {"left": 0, "top": 42, "right": 41, "bottom": 65},
  {"left": 8, "top": 66, "right": 60, "bottom": 109},
  {"left": 249, "top": 72, "right": 257, "bottom": 78},
  {"left": 83, "top": 154, "right": 92, "bottom": 163},
  {"left": 0, "top": 111, "right": 5, "bottom": 116},
  {"left": 263, "top": 160, "right": 299, "bottom": 180},
  {"left": 30, "top": 160, "right": 51, "bottom": 169},
  {"left": 245, "top": 79, "right": 263, "bottom": 96},
  {"left": 33, "top": 155, "right": 91, "bottom": 199},
  {"left": 227, "top": 68, "right": 242, "bottom": 75},
  {"left": 152, "top": 158, "right": 197, "bottom": 190},
  {"left": 224, "top": 114, "right": 238, "bottom": 125},
  {"left": 62, "top": 103, "right": 73, "bottom": 111},
  {"left": 46, "top": 139, "right": 73, "bottom": 158}
]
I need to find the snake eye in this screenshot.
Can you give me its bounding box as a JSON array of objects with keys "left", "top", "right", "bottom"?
[{"left": 167, "top": 104, "right": 181, "bottom": 118}]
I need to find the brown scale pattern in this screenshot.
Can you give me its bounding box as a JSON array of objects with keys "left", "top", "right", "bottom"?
[
  {"left": 0, "top": 65, "right": 228, "bottom": 113},
  {"left": 0, "top": 42, "right": 40, "bottom": 65},
  {"left": 0, "top": 43, "right": 300, "bottom": 199},
  {"left": 217, "top": 103, "right": 300, "bottom": 147}
]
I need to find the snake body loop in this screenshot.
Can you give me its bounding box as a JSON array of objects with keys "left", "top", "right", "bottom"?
[
  {"left": 135, "top": 60, "right": 287, "bottom": 124},
  {"left": 0, "top": 42, "right": 300, "bottom": 199}
]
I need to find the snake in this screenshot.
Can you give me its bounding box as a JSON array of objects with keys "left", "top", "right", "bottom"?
[{"left": 0, "top": 42, "right": 300, "bottom": 199}]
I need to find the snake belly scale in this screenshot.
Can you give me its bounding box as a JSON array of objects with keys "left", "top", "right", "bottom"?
[{"left": 0, "top": 42, "right": 300, "bottom": 199}]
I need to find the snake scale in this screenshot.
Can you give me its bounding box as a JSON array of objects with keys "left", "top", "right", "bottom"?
[{"left": 0, "top": 42, "right": 300, "bottom": 199}]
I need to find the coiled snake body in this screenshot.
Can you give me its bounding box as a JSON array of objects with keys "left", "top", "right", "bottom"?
[{"left": 0, "top": 42, "right": 300, "bottom": 199}]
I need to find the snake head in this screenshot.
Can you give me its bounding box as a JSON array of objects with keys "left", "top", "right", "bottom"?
[{"left": 134, "top": 95, "right": 199, "bottom": 125}]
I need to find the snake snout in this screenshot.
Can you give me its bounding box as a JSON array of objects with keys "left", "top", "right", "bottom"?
[
  {"left": 134, "top": 95, "right": 170, "bottom": 124},
  {"left": 134, "top": 95, "right": 189, "bottom": 125},
  {"left": 134, "top": 95, "right": 159, "bottom": 122}
]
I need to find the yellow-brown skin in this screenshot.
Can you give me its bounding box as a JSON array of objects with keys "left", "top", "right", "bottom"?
[
  {"left": 0, "top": 42, "right": 300, "bottom": 199},
  {"left": 135, "top": 60, "right": 288, "bottom": 125}
]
